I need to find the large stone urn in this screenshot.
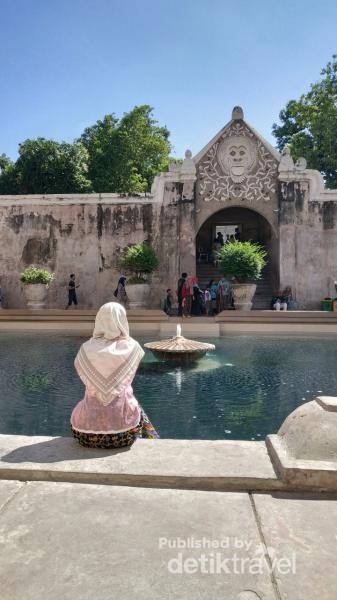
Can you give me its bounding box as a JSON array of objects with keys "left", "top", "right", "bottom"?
[
  {"left": 266, "top": 396, "right": 337, "bottom": 490},
  {"left": 126, "top": 283, "right": 150, "bottom": 309},
  {"left": 232, "top": 283, "right": 257, "bottom": 311},
  {"left": 23, "top": 284, "right": 48, "bottom": 309}
]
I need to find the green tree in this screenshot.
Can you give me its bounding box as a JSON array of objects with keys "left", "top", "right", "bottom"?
[
  {"left": 0, "top": 153, "right": 12, "bottom": 172},
  {"left": 80, "top": 105, "right": 171, "bottom": 193},
  {"left": 0, "top": 154, "right": 17, "bottom": 194},
  {"left": 273, "top": 56, "right": 337, "bottom": 188},
  {"left": 80, "top": 115, "right": 119, "bottom": 192},
  {"left": 0, "top": 139, "right": 92, "bottom": 194}
]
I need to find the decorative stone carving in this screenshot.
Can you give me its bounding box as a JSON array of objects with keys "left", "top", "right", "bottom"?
[
  {"left": 279, "top": 147, "right": 308, "bottom": 176},
  {"left": 295, "top": 157, "right": 307, "bottom": 171},
  {"left": 278, "top": 146, "right": 295, "bottom": 173},
  {"left": 231, "top": 283, "right": 257, "bottom": 310},
  {"left": 181, "top": 149, "right": 196, "bottom": 175},
  {"left": 217, "top": 136, "right": 257, "bottom": 183},
  {"left": 198, "top": 122, "right": 278, "bottom": 203},
  {"left": 232, "top": 106, "right": 244, "bottom": 120}
]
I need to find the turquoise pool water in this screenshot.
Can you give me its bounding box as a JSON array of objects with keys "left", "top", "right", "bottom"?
[{"left": 0, "top": 332, "right": 336, "bottom": 440}]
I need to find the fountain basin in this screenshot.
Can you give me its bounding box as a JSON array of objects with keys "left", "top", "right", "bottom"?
[{"left": 144, "top": 328, "right": 215, "bottom": 363}]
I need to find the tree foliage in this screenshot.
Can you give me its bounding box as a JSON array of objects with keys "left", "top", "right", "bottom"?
[
  {"left": 273, "top": 56, "right": 337, "bottom": 188},
  {"left": 218, "top": 241, "right": 267, "bottom": 283},
  {"left": 80, "top": 105, "right": 171, "bottom": 193},
  {"left": 0, "top": 139, "right": 92, "bottom": 194},
  {"left": 0, "top": 105, "right": 171, "bottom": 195},
  {"left": 0, "top": 153, "right": 12, "bottom": 172}
]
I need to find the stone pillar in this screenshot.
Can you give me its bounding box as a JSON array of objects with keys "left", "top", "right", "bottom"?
[
  {"left": 151, "top": 150, "right": 197, "bottom": 300},
  {"left": 278, "top": 149, "right": 311, "bottom": 305},
  {"left": 278, "top": 180, "right": 297, "bottom": 294}
]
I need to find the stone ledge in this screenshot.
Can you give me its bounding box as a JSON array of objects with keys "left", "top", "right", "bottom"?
[
  {"left": 0, "top": 309, "right": 169, "bottom": 322},
  {"left": 266, "top": 434, "right": 337, "bottom": 491},
  {"left": 0, "top": 435, "right": 284, "bottom": 492},
  {"left": 0, "top": 193, "right": 155, "bottom": 206}
]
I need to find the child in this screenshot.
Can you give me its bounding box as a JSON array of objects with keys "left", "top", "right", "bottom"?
[{"left": 204, "top": 288, "right": 212, "bottom": 316}]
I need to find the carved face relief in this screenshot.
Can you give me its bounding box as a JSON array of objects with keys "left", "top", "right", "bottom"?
[{"left": 217, "top": 136, "right": 257, "bottom": 183}]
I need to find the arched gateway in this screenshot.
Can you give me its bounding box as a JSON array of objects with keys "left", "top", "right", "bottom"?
[
  {"left": 192, "top": 106, "right": 280, "bottom": 308},
  {"left": 196, "top": 207, "right": 278, "bottom": 308},
  {"left": 152, "top": 105, "right": 283, "bottom": 309},
  {"left": 152, "top": 104, "right": 337, "bottom": 309}
]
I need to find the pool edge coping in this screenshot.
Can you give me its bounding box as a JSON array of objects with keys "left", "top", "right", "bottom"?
[{"left": 0, "top": 435, "right": 336, "bottom": 493}]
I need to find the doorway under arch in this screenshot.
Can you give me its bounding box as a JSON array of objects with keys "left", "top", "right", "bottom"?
[{"left": 196, "top": 207, "right": 279, "bottom": 309}]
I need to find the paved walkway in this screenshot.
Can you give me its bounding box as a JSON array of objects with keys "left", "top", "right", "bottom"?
[{"left": 1, "top": 479, "right": 336, "bottom": 600}]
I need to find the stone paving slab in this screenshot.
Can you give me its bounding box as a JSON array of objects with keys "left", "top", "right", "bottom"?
[
  {"left": 0, "top": 481, "right": 23, "bottom": 511},
  {"left": 253, "top": 492, "right": 337, "bottom": 600},
  {"left": 0, "top": 482, "right": 277, "bottom": 600},
  {"left": 0, "top": 435, "right": 282, "bottom": 491}
]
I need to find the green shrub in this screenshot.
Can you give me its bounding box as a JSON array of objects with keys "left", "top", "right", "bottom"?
[
  {"left": 20, "top": 266, "right": 55, "bottom": 285},
  {"left": 218, "top": 241, "right": 267, "bottom": 283},
  {"left": 119, "top": 243, "right": 159, "bottom": 282}
]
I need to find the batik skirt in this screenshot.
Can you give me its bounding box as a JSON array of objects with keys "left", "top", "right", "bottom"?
[{"left": 71, "top": 409, "right": 159, "bottom": 449}]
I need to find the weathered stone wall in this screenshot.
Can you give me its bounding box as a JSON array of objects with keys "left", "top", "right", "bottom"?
[
  {"left": 0, "top": 195, "right": 184, "bottom": 309},
  {"left": 278, "top": 180, "right": 337, "bottom": 307},
  {"left": 1, "top": 183, "right": 337, "bottom": 310}
]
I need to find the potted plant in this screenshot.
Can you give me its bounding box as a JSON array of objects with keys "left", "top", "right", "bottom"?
[
  {"left": 20, "top": 265, "right": 54, "bottom": 309},
  {"left": 119, "top": 243, "right": 159, "bottom": 309},
  {"left": 218, "top": 241, "right": 267, "bottom": 310}
]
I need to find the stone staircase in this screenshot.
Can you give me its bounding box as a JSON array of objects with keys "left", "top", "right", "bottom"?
[
  {"left": 252, "top": 262, "right": 274, "bottom": 310},
  {"left": 196, "top": 261, "right": 274, "bottom": 310},
  {"left": 196, "top": 263, "right": 222, "bottom": 290}
]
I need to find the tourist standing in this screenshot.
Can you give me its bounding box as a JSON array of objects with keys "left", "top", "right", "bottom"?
[
  {"left": 163, "top": 289, "right": 173, "bottom": 315},
  {"left": 177, "top": 272, "right": 187, "bottom": 317},
  {"left": 216, "top": 231, "right": 224, "bottom": 246},
  {"left": 191, "top": 284, "right": 204, "bottom": 316},
  {"left": 183, "top": 276, "right": 197, "bottom": 317},
  {"left": 217, "top": 277, "right": 232, "bottom": 311},
  {"left": 71, "top": 302, "right": 159, "bottom": 448},
  {"left": 209, "top": 279, "right": 218, "bottom": 315},
  {"left": 65, "top": 274, "right": 79, "bottom": 309},
  {"left": 114, "top": 276, "right": 128, "bottom": 308}
]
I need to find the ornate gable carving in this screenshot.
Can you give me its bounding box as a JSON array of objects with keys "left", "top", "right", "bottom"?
[{"left": 197, "top": 122, "right": 279, "bottom": 203}]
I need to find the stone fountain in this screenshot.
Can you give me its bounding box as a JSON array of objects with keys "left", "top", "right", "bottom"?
[{"left": 144, "top": 324, "right": 215, "bottom": 363}]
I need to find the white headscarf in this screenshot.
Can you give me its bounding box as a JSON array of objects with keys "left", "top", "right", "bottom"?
[
  {"left": 93, "top": 302, "right": 129, "bottom": 339},
  {"left": 74, "top": 302, "right": 144, "bottom": 405}
]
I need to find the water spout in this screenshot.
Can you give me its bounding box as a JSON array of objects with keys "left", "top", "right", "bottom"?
[{"left": 176, "top": 324, "right": 182, "bottom": 337}]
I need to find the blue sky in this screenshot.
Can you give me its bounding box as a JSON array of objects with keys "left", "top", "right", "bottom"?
[{"left": 1, "top": 0, "right": 337, "bottom": 160}]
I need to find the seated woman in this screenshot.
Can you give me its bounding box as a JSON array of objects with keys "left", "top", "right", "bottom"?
[{"left": 71, "top": 302, "right": 159, "bottom": 448}]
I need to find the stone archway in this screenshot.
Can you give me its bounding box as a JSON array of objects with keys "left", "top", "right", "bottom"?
[{"left": 196, "top": 206, "right": 279, "bottom": 309}]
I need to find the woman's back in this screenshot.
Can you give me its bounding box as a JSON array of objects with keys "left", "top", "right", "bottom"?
[{"left": 70, "top": 302, "right": 159, "bottom": 447}]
